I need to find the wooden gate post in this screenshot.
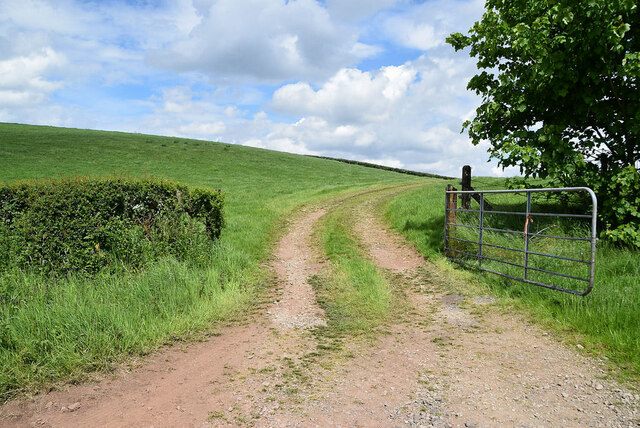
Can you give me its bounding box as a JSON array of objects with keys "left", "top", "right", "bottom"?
[
  {"left": 445, "top": 184, "right": 458, "bottom": 257},
  {"left": 446, "top": 184, "right": 458, "bottom": 225},
  {"left": 461, "top": 165, "right": 471, "bottom": 209},
  {"left": 459, "top": 165, "right": 493, "bottom": 211}
]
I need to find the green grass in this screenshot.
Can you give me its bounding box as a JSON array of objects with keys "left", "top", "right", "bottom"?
[
  {"left": 0, "top": 123, "right": 422, "bottom": 398},
  {"left": 0, "top": 257, "right": 246, "bottom": 393},
  {"left": 314, "top": 199, "right": 392, "bottom": 335},
  {"left": 385, "top": 177, "right": 640, "bottom": 379}
]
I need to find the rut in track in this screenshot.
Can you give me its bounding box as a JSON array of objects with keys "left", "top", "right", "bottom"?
[
  {"left": 270, "top": 208, "right": 327, "bottom": 330},
  {"left": 1, "top": 184, "right": 638, "bottom": 427}
]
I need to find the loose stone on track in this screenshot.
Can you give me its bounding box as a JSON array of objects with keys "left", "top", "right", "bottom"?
[{"left": 270, "top": 208, "right": 327, "bottom": 330}]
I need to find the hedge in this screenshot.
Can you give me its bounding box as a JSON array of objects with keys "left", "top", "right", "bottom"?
[
  {"left": 308, "top": 155, "right": 453, "bottom": 179},
  {"left": 0, "top": 176, "right": 225, "bottom": 275}
]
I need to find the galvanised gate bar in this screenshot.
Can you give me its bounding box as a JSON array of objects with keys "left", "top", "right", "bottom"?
[{"left": 444, "top": 187, "right": 598, "bottom": 296}]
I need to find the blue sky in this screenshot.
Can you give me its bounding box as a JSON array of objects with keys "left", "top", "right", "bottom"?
[{"left": 0, "top": 0, "right": 519, "bottom": 177}]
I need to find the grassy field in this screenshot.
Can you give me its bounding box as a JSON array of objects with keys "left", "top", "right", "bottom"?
[
  {"left": 0, "top": 123, "right": 424, "bottom": 398},
  {"left": 385, "top": 177, "right": 640, "bottom": 379}
]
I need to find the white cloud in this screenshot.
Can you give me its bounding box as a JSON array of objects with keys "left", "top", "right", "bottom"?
[
  {"left": 147, "top": 0, "right": 377, "bottom": 83},
  {"left": 178, "top": 121, "right": 226, "bottom": 136},
  {"left": 261, "top": 46, "right": 502, "bottom": 177},
  {"left": 0, "top": 0, "right": 97, "bottom": 36},
  {"left": 0, "top": 0, "right": 198, "bottom": 48},
  {"left": 0, "top": 0, "right": 206, "bottom": 118},
  {"left": 382, "top": 0, "right": 485, "bottom": 51},
  {"left": 385, "top": 20, "right": 442, "bottom": 50},
  {"left": 362, "top": 157, "right": 404, "bottom": 168},
  {"left": 325, "top": 0, "right": 398, "bottom": 22},
  {"left": 95, "top": 86, "right": 276, "bottom": 148},
  {"left": 492, "top": 165, "right": 520, "bottom": 177},
  {"left": 0, "top": 48, "right": 65, "bottom": 107},
  {"left": 272, "top": 65, "right": 417, "bottom": 124},
  {"left": 351, "top": 42, "right": 384, "bottom": 59}
]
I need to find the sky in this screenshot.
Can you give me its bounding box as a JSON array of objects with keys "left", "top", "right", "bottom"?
[{"left": 0, "top": 0, "right": 519, "bottom": 177}]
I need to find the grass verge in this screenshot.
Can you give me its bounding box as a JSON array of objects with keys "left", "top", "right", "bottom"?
[
  {"left": 384, "top": 178, "right": 640, "bottom": 380},
  {"left": 0, "top": 247, "right": 256, "bottom": 400}
]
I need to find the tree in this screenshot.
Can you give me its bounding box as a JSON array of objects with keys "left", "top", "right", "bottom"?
[{"left": 447, "top": 0, "right": 640, "bottom": 246}]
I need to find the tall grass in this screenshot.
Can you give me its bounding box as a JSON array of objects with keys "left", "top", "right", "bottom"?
[
  {"left": 384, "top": 178, "right": 640, "bottom": 378},
  {"left": 0, "top": 246, "right": 253, "bottom": 399},
  {"left": 0, "top": 123, "right": 422, "bottom": 397}
]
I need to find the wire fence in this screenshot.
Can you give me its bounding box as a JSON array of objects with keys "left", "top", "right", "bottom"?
[{"left": 444, "top": 187, "right": 597, "bottom": 296}]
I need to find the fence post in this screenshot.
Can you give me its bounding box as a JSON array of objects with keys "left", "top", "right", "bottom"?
[
  {"left": 444, "top": 186, "right": 449, "bottom": 256},
  {"left": 446, "top": 185, "right": 457, "bottom": 225},
  {"left": 461, "top": 165, "right": 471, "bottom": 209},
  {"left": 445, "top": 185, "right": 457, "bottom": 257}
]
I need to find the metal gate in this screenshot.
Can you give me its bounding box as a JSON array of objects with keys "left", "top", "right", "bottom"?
[{"left": 444, "top": 187, "right": 597, "bottom": 296}]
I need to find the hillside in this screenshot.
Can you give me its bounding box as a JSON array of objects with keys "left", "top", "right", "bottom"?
[
  {"left": 0, "top": 123, "right": 427, "bottom": 265},
  {"left": 0, "top": 122, "right": 430, "bottom": 397}
]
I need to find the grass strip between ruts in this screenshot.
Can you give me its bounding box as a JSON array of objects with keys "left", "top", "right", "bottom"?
[{"left": 312, "top": 193, "right": 393, "bottom": 338}]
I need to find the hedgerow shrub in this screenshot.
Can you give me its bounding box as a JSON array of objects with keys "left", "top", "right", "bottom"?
[
  {"left": 309, "top": 155, "right": 453, "bottom": 179},
  {"left": 0, "top": 176, "right": 224, "bottom": 275}
]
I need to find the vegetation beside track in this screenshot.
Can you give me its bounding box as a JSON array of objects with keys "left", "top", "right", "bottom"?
[
  {"left": 0, "top": 176, "right": 224, "bottom": 275},
  {"left": 385, "top": 178, "right": 640, "bottom": 380},
  {"left": 0, "top": 123, "right": 423, "bottom": 398}
]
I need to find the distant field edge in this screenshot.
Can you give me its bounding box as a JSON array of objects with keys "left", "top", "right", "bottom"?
[{"left": 307, "top": 155, "right": 454, "bottom": 180}]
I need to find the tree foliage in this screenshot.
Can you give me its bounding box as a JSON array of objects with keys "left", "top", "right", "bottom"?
[{"left": 448, "top": 0, "right": 640, "bottom": 246}]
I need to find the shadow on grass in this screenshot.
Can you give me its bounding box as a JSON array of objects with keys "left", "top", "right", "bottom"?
[{"left": 402, "top": 216, "right": 444, "bottom": 256}]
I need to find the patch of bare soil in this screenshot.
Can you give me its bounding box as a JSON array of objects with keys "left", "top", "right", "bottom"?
[
  {"left": 352, "top": 191, "right": 424, "bottom": 274},
  {"left": 2, "top": 184, "right": 638, "bottom": 428},
  {"left": 270, "top": 208, "right": 327, "bottom": 330},
  {"left": 0, "top": 321, "right": 273, "bottom": 428}
]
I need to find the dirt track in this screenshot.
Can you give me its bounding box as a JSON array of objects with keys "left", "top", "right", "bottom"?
[{"left": 1, "top": 184, "right": 638, "bottom": 427}]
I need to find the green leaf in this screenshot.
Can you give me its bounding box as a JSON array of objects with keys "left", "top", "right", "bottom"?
[{"left": 448, "top": 0, "right": 640, "bottom": 247}]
